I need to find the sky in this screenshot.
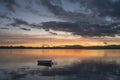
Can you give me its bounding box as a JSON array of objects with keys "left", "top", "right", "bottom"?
[{"left": 0, "top": 0, "right": 120, "bottom": 47}]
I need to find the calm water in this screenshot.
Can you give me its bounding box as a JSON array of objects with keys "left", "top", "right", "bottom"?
[{"left": 0, "top": 49, "right": 120, "bottom": 80}]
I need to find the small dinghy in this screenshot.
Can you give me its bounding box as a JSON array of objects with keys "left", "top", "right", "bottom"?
[{"left": 37, "top": 60, "right": 53, "bottom": 67}]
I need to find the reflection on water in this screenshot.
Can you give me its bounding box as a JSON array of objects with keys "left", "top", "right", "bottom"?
[
  {"left": 0, "top": 49, "right": 120, "bottom": 80},
  {"left": 0, "top": 49, "right": 120, "bottom": 68}
]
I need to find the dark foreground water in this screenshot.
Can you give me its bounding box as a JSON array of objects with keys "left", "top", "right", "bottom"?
[{"left": 0, "top": 49, "right": 120, "bottom": 80}]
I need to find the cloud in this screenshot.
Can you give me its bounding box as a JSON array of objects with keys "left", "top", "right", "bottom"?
[
  {"left": 0, "top": 14, "right": 11, "bottom": 20},
  {"left": 13, "top": 18, "right": 29, "bottom": 25},
  {"left": 0, "top": 0, "right": 19, "bottom": 13},
  {"left": 49, "top": 31, "right": 58, "bottom": 35},
  {"left": 39, "top": 0, "right": 120, "bottom": 21},
  {"left": 87, "top": 0, "right": 120, "bottom": 18},
  {"left": 40, "top": 21, "right": 120, "bottom": 37},
  {"left": 0, "top": 27, "right": 9, "bottom": 30},
  {"left": 20, "top": 28, "right": 31, "bottom": 31},
  {"left": 7, "top": 17, "right": 120, "bottom": 37},
  {"left": 3, "top": 0, "right": 120, "bottom": 37},
  {"left": 1, "top": 0, "right": 120, "bottom": 21},
  {"left": 40, "top": 0, "right": 66, "bottom": 16},
  {"left": 8, "top": 18, "right": 30, "bottom": 27}
]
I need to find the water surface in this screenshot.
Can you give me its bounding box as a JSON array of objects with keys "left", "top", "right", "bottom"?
[{"left": 0, "top": 49, "right": 120, "bottom": 80}]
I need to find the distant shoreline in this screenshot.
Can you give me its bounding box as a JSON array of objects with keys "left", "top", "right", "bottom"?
[
  {"left": 0, "top": 48, "right": 120, "bottom": 50},
  {"left": 0, "top": 45, "right": 120, "bottom": 49}
]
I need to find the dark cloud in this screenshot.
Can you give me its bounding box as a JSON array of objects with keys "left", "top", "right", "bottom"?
[
  {"left": 20, "top": 28, "right": 31, "bottom": 31},
  {"left": 1, "top": 0, "right": 120, "bottom": 21},
  {"left": 8, "top": 18, "right": 29, "bottom": 27},
  {"left": 40, "top": 21, "right": 120, "bottom": 37},
  {"left": 6, "top": 12, "right": 120, "bottom": 37},
  {"left": 8, "top": 23, "right": 18, "bottom": 27},
  {"left": 4, "top": 0, "right": 120, "bottom": 37},
  {"left": 7, "top": 18, "right": 42, "bottom": 31},
  {"left": 39, "top": 0, "right": 91, "bottom": 22},
  {"left": 40, "top": 0, "right": 66, "bottom": 16},
  {"left": 30, "top": 23, "right": 41, "bottom": 28},
  {"left": 90, "top": 0, "right": 120, "bottom": 18},
  {"left": 38, "top": 0, "right": 120, "bottom": 22},
  {"left": 13, "top": 18, "right": 29, "bottom": 25},
  {"left": 7, "top": 18, "right": 40, "bottom": 31},
  {"left": 0, "top": 27, "right": 9, "bottom": 30},
  {"left": 78, "top": 0, "right": 120, "bottom": 18},
  {"left": 0, "top": 0, "right": 19, "bottom": 13},
  {"left": 0, "top": 14, "right": 11, "bottom": 20},
  {"left": 7, "top": 18, "right": 120, "bottom": 37},
  {"left": 49, "top": 31, "right": 58, "bottom": 35}
]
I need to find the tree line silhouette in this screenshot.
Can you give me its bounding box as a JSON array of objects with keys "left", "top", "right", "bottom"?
[{"left": 0, "top": 45, "right": 120, "bottom": 49}]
